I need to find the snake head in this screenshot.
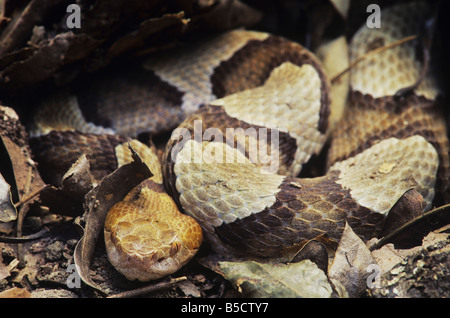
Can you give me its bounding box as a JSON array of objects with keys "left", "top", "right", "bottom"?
[{"left": 104, "top": 192, "right": 203, "bottom": 282}]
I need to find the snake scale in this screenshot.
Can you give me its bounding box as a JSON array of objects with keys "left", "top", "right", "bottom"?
[{"left": 28, "top": 1, "right": 449, "bottom": 282}]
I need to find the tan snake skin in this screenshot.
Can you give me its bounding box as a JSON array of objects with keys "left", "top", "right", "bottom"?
[{"left": 29, "top": 1, "right": 449, "bottom": 281}]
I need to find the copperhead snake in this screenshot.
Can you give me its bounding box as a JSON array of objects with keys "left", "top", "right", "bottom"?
[{"left": 28, "top": 1, "right": 449, "bottom": 282}]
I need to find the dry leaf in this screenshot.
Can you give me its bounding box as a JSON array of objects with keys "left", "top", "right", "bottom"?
[
  {"left": 0, "top": 105, "right": 45, "bottom": 213},
  {"left": 369, "top": 241, "right": 421, "bottom": 275},
  {"left": 379, "top": 189, "right": 425, "bottom": 242},
  {"left": 73, "top": 146, "right": 151, "bottom": 295},
  {"left": 0, "top": 32, "right": 100, "bottom": 92},
  {"left": 371, "top": 191, "right": 449, "bottom": 252},
  {"left": 0, "top": 0, "right": 67, "bottom": 55},
  {"left": 188, "top": 0, "right": 262, "bottom": 31},
  {"left": 106, "top": 12, "right": 188, "bottom": 59},
  {"left": 218, "top": 259, "right": 332, "bottom": 298},
  {"left": 328, "top": 223, "right": 377, "bottom": 297}
]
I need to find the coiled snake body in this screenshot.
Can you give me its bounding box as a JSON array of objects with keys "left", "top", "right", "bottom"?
[{"left": 29, "top": 2, "right": 449, "bottom": 281}]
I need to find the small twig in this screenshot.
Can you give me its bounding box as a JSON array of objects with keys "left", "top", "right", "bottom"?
[
  {"left": 331, "top": 35, "right": 418, "bottom": 85},
  {"left": 369, "top": 203, "right": 450, "bottom": 251},
  {"left": 0, "top": 227, "right": 50, "bottom": 243},
  {"left": 14, "top": 184, "right": 50, "bottom": 208},
  {"left": 17, "top": 166, "right": 33, "bottom": 229},
  {"left": 436, "top": 223, "right": 450, "bottom": 233},
  {"left": 107, "top": 276, "right": 188, "bottom": 298},
  {"left": 16, "top": 165, "right": 34, "bottom": 263}
]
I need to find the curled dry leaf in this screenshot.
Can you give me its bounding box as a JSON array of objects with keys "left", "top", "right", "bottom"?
[
  {"left": 0, "top": 105, "right": 44, "bottom": 219},
  {"left": 378, "top": 189, "right": 427, "bottom": 248},
  {"left": 371, "top": 198, "right": 450, "bottom": 252},
  {"left": 73, "top": 146, "right": 151, "bottom": 295},
  {"left": 328, "top": 223, "right": 377, "bottom": 298}
]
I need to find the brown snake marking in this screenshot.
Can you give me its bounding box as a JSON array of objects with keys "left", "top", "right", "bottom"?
[{"left": 29, "top": 1, "right": 449, "bottom": 281}]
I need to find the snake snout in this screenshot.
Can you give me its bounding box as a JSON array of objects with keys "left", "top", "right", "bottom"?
[{"left": 103, "top": 196, "right": 202, "bottom": 281}]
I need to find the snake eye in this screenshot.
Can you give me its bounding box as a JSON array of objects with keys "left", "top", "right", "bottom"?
[{"left": 169, "top": 241, "right": 181, "bottom": 257}]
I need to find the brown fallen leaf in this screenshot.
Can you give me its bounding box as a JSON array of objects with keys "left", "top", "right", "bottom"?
[
  {"left": 0, "top": 0, "right": 67, "bottom": 55},
  {"left": 328, "top": 223, "right": 377, "bottom": 297},
  {"left": 0, "top": 105, "right": 45, "bottom": 206},
  {"left": 378, "top": 189, "right": 426, "bottom": 248},
  {"left": 0, "top": 32, "right": 101, "bottom": 93},
  {"left": 369, "top": 241, "right": 421, "bottom": 275},
  {"left": 367, "top": 189, "right": 440, "bottom": 274},
  {"left": 1, "top": 105, "right": 45, "bottom": 245},
  {"left": 73, "top": 145, "right": 151, "bottom": 295},
  {"left": 106, "top": 12, "right": 188, "bottom": 60},
  {"left": 371, "top": 201, "right": 450, "bottom": 251}
]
